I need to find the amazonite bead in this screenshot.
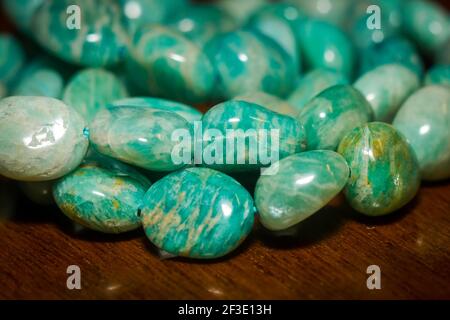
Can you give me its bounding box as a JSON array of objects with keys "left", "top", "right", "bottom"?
[
  {"left": 234, "top": 91, "right": 297, "bottom": 116},
  {"left": 13, "top": 67, "right": 64, "bottom": 98},
  {"left": 126, "top": 25, "right": 214, "bottom": 103},
  {"left": 403, "top": 0, "right": 449, "bottom": 54},
  {"left": 354, "top": 64, "right": 420, "bottom": 121},
  {"left": 205, "top": 30, "right": 295, "bottom": 100},
  {"left": 19, "top": 181, "right": 54, "bottom": 205},
  {"left": 297, "top": 19, "right": 354, "bottom": 78},
  {"left": 216, "top": 0, "right": 268, "bottom": 24},
  {"left": 90, "top": 105, "right": 191, "bottom": 172},
  {"left": 2, "top": 0, "right": 44, "bottom": 32},
  {"left": 255, "top": 150, "right": 349, "bottom": 231},
  {"left": 393, "top": 86, "right": 450, "bottom": 181},
  {"left": 54, "top": 160, "right": 151, "bottom": 233},
  {"left": 338, "top": 122, "right": 420, "bottom": 216},
  {"left": 291, "top": 0, "right": 352, "bottom": 27},
  {"left": 202, "top": 100, "right": 306, "bottom": 172},
  {"left": 288, "top": 69, "right": 349, "bottom": 112},
  {"left": 63, "top": 69, "right": 128, "bottom": 123},
  {"left": 32, "top": 0, "right": 129, "bottom": 67},
  {"left": 0, "top": 96, "right": 88, "bottom": 181},
  {"left": 0, "top": 34, "right": 25, "bottom": 88},
  {"left": 141, "top": 167, "right": 254, "bottom": 259},
  {"left": 296, "top": 85, "right": 373, "bottom": 150},
  {"left": 425, "top": 65, "right": 450, "bottom": 87},
  {"left": 110, "top": 97, "right": 202, "bottom": 124}
]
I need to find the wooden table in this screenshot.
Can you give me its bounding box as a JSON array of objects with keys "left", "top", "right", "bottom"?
[{"left": 1, "top": 178, "right": 449, "bottom": 300}]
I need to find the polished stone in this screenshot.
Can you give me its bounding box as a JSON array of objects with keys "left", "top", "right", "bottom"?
[
  {"left": 110, "top": 97, "right": 202, "bottom": 124},
  {"left": 89, "top": 105, "right": 191, "bottom": 172},
  {"left": 393, "top": 86, "right": 450, "bottom": 181},
  {"left": 202, "top": 100, "right": 306, "bottom": 172},
  {"left": 354, "top": 64, "right": 420, "bottom": 121},
  {"left": 338, "top": 122, "right": 421, "bottom": 216},
  {"left": 216, "top": 0, "right": 267, "bottom": 24},
  {"left": 126, "top": 25, "right": 215, "bottom": 103},
  {"left": 53, "top": 159, "right": 151, "bottom": 233},
  {"left": 291, "top": 0, "right": 352, "bottom": 28},
  {"left": 141, "top": 167, "right": 254, "bottom": 259},
  {"left": 2, "top": 0, "right": 44, "bottom": 32},
  {"left": 0, "top": 96, "right": 89, "bottom": 181},
  {"left": 0, "top": 34, "right": 25, "bottom": 88},
  {"left": 296, "top": 85, "right": 373, "bottom": 150},
  {"left": 255, "top": 150, "right": 349, "bottom": 231},
  {"left": 288, "top": 68, "right": 349, "bottom": 113},
  {"left": 13, "top": 66, "right": 64, "bottom": 98},
  {"left": 63, "top": 68, "right": 129, "bottom": 123},
  {"left": 424, "top": 65, "right": 450, "bottom": 87},
  {"left": 234, "top": 91, "right": 297, "bottom": 116},
  {"left": 204, "top": 30, "right": 296, "bottom": 100}
]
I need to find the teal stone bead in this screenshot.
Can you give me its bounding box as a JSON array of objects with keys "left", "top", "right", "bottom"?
[
  {"left": 216, "top": 0, "right": 268, "bottom": 25},
  {"left": 425, "top": 65, "right": 450, "bottom": 87},
  {"left": 338, "top": 122, "right": 420, "bottom": 216},
  {"left": 0, "top": 34, "right": 25, "bottom": 88},
  {"left": 204, "top": 30, "right": 296, "bottom": 100},
  {"left": 19, "top": 181, "right": 55, "bottom": 205},
  {"left": 126, "top": 25, "right": 215, "bottom": 103},
  {"left": 53, "top": 160, "right": 151, "bottom": 233},
  {"left": 63, "top": 68, "right": 129, "bottom": 124},
  {"left": 354, "top": 64, "right": 420, "bottom": 122},
  {"left": 32, "top": 0, "right": 129, "bottom": 67},
  {"left": 255, "top": 150, "right": 349, "bottom": 231},
  {"left": 288, "top": 68, "right": 349, "bottom": 112},
  {"left": 167, "top": 4, "right": 236, "bottom": 45},
  {"left": 90, "top": 105, "right": 192, "bottom": 172},
  {"left": 12, "top": 66, "right": 64, "bottom": 98},
  {"left": 291, "top": 0, "right": 353, "bottom": 28},
  {"left": 234, "top": 91, "right": 297, "bottom": 116},
  {"left": 141, "top": 167, "right": 255, "bottom": 259},
  {"left": 403, "top": 0, "right": 449, "bottom": 54},
  {"left": 2, "top": 0, "right": 44, "bottom": 32},
  {"left": 393, "top": 86, "right": 450, "bottom": 181},
  {"left": 359, "top": 37, "right": 424, "bottom": 78},
  {"left": 0, "top": 96, "right": 89, "bottom": 181},
  {"left": 202, "top": 100, "right": 306, "bottom": 172},
  {"left": 296, "top": 19, "right": 354, "bottom": 78},
  {"left": 296, "top": 85, "right": 373, "bottom": 150},
  {"left": 110, "top": 97, "right": 202, "bottom": 124}
]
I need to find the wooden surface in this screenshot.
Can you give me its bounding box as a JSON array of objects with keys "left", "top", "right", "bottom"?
[{"left": 1, "top": 178, "right": 449, "bottom": 300}]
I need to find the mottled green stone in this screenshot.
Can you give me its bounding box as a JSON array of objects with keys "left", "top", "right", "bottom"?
[
  {"left": 204, "top": 30, "right": 296, "bottom": 100},
  {"left": 141, "top": 167, "right": 254, "bottom": 259},
  {"left": 216, "top": 0, "right": 268, "bottom": 25},
  {"left": 297, "top": 19, "right": 354, "bottom": 78},
  {"left": 255, "top": 150, "right": 349, "bottom": 231},
  {"left": 291, "top": 0, "right": 353, "bottom": 28},
  {"left": 354, "top": 64, "right": 420, "bottom": 121},
  {"left": 403, "top": 0, "right": 449, "bottom": 54},
  {"left": 110, "top": 97, "right": 202, "bottom": 124},
  {"left": 32, "top": 0, "right": 129, "bottom": 67},
  {"left": 63, "top": 68, "right": 128, "bottom": 123},
  {"left": 393, "top": 86, "right": 450, "bottom": 181},
  {"left": 2, "top": 0, "right": 44, "bottom": 31},
  {"left": 54, "top": 160, "right": 151, "bottom": 233},
  {"left": 13, "top": 66, "right": 64, "bottom": 98},
  {"left": 0, "top": 34, "right": 25, "bottom": 88},
  {"left": 202, "top": 100, "right": 306, "bottom": 172},
  {"left": 90, "top": 105, "right": 191, "bottom": 172},
  {"left": 424, "top": 65, "right": 450, "bottom": 87},
  {"left": 0, "top": 96, "right": 89, "bottom": 181},
  {"left": 126, "top": 25, "right": 214, "bottom": 103},
  {"left": 234, "top": 91, "right": 297, "bottom": 116},
  {"left": 19, "top": 181, "right": 55, "bottom": 205},
  {"left": 288, "top": 68, "right": 349, "bottom": 112},
  {"left": 296, "top": 85, "right": 373, "bottom": 150},
  {"left": 338, "top": 122, "right": 420, "bottom": 216}
]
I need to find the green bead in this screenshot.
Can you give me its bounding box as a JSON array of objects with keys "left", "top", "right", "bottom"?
[
  {"left": 354, "top": 64, "right": 420, "bottom": 121},
  {"left": 32, "top": 0, "right": 128, "bottom": 67},
  {"left": 216, "top": 0, "right": 268, "bottom": 25},
  {"left": 202, "top": 100, "right": 306, "bottom": 172},
  {"left": 19, "top": 181, "right": 55, "bottom": 205},
  {"left": 110, "top": 97, "right": 202, "bottom": 124},
  {"left": 296, "top": 85, "right": 373, "bottom": 150},
  {"left": 0, "top": 34, "right": 25, "bottom": 87},
  {"left": 204, "top": 30, "right": 296, "bottom": 100},
  {"left": 141, "top": 167, "right": 254, "bottom": 259},
  {"left": 234, "top": 91, "right": 297, "bottom": 116},
  {"left": 291, "top": 0, "right": 353, "bottom": 28},
  {"left": 288, "top": 68, "right": 349, "bottom": 112},
  {"left": 255, "top": 150, "right": 349, "bottom": 231},
  {"left": 90, "top": 105, "right": 191, "bottom": 171},
  {"left": 2, "top": 0, "right": 44, "bottom": 32},
  {"left": 393, "top": 86, "right": 450, "bottom": 181},
  {"left": 424, "top": 65, "right": 450, "bottom": 87},
  {"left": 297, "top": 19, "right": 354, "bottom": 78},
  {"left": 126, "top": 25, "right": 214, "bottom": 103},
  {"left": 338, "top": 122, "right": 420, "bottom": 216},
  {"left": 54, "top": 160, "right": 151, "bottom": 233},
  {"left": 13, "top": 66, "right": 64, "bottom": 98},
  {"left": 63, "top": 68, "right": 128, "bottom": 124},
  {"left": 0, "top": 96, "right": 89, "bottom": 181}
]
